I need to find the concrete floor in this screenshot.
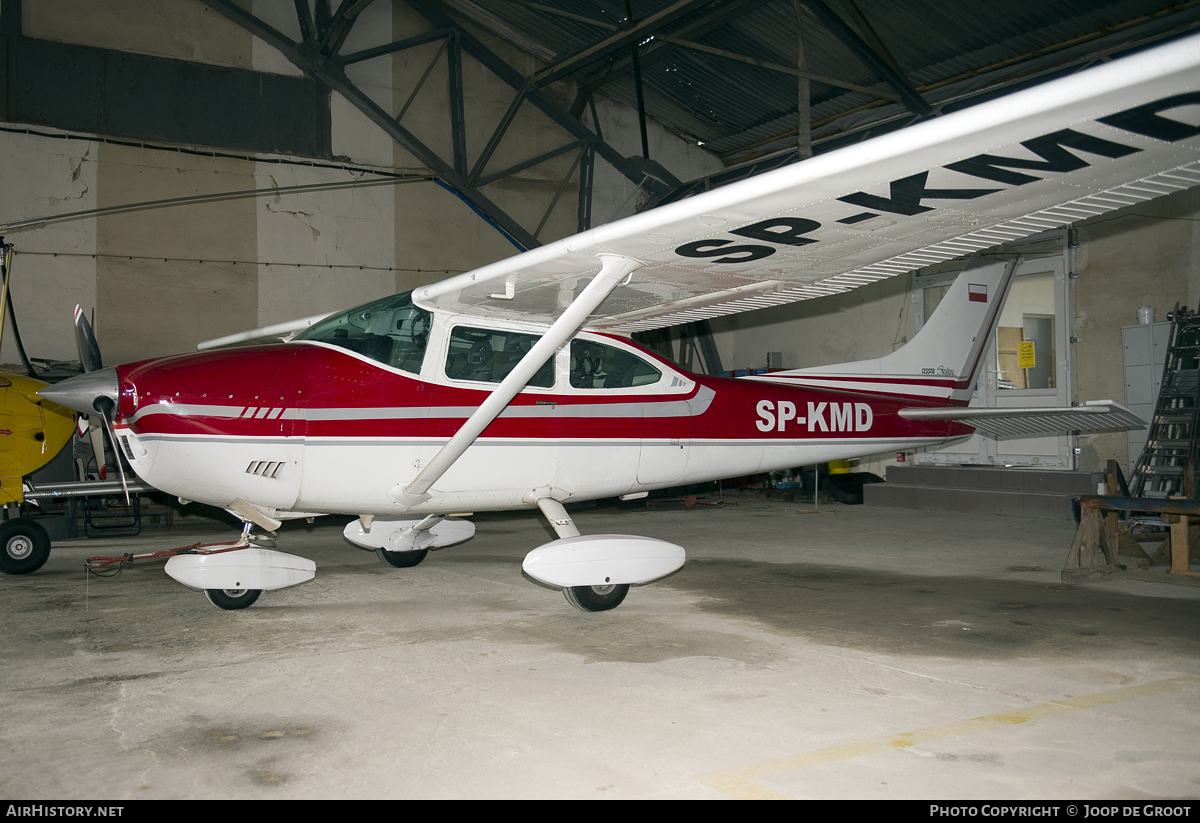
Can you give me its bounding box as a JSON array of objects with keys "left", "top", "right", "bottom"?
[{"left": 2, "top": 496, "right": 1198, "bottom": 800}]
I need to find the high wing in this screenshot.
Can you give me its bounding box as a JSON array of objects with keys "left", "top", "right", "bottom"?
[{"left": 413, "top": 32, "right": 1200, "bottom": 332}]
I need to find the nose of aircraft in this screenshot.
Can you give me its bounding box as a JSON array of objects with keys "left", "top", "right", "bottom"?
[{"left": 36, "top": 367, "right": 120, "bottom": 416}]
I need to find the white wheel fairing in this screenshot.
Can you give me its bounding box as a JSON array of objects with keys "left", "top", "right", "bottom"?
[
  {"left": 165, "top": 548, "right": 315, "bottom": 592},
  {"left": 522, "top": 534, "right": 686, "bottom": 588},
  {"left": 343, "top": 517, "right": 475, "bottom": 551}
]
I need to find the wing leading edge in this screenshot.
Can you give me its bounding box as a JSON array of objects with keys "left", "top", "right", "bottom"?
[{"left": 414, "top": 33, "right": 1200, "bottom": 332}]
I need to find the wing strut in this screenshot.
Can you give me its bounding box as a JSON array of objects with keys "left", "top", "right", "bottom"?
[{"left": 390, "top": 254, "right": 643, "bottom": 508}]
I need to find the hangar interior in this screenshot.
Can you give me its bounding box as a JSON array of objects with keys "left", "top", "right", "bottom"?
[{"left": 2, "top": 0, "right": 1200, "bottom": 801}]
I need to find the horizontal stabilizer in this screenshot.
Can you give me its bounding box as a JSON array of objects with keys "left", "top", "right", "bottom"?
[{"left": 898, "top": 400, "right": 1145, "bottom": 437}]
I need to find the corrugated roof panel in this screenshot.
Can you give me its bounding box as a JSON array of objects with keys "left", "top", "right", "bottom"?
[{"left": 455, "top": 0, "right": 1200, "bottom": 168}]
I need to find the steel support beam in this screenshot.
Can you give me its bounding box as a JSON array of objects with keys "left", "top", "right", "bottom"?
[
  {"left": 625, "top": 0, "right": 651, "bottom": 160},
  {"left": 468, "top": 84, "right": 529, "bottom": 188},
  {"left": 202, "top": 0, "right": 538, "bottom": 248},
  {"left": 533, "top": 145, "right": 586, "bottom": 240},
  {"left": 401, "top": 0, "right": 679, "bottom": 196},
  {"left": 448, "top": 32, "right": 467, "bottom": 176},
  {"left": 476, "top": 138, "right": 587, "bottom": 189},
  {"left": 794, "top": 0, "right": 811, "bottom": 159},
  {"left": 563, "top": 0, "right": 902, "bottom": 113},
  {"left": 321, "top": 0, "right": 378, "bottom": 56},
  {"left": 570, "top": 0, "right": 771, "bottom": 110},
  {"left": 577, "top": 145, "right": 595, "bottom": 233},
  {"left": 203, "top": 0, "right": 681, "bottom": 250},
  {"left": 393, "top": 34, "right": 452, "bottom": 124},
  {"left": 798, "top": 0, "right": 932, "bottom": 117},
  {"left": 342, "top": 27, "right": 450, "bottom": 65},
  {"left": 530, "top": 0, "right": 716, "bottom": 89},
  {"left": 653, "top": 34, "right": 899, "bottom": 99}
]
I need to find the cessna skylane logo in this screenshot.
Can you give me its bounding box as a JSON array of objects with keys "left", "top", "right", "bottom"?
[
  {"left": 676, "top": 93, "right": 1200, "bottom": 264},
  {"left": 756, "top": 400, "right": 873, "bottom": 433}
]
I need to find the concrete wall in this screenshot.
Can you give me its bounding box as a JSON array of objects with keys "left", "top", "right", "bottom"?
[
  {"left": 25, "top": 0, "right": 253, "bottom": 68},
  {"left": 0, "top": 0, "right": 722, "bottom": 367},
  {"left": 95, "top": 142, "right": 259, "bottom": 364},
  {"left": 1072, "top": 185, "right": 1200, "bottom": 472},
  {"left": 0, "top": 130, "right": 97, "bottom": 363}
]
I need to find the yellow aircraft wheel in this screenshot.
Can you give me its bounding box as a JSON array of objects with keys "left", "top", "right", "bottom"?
[{"left": 0, "top": 518, "right": 50, "bottom": 575}]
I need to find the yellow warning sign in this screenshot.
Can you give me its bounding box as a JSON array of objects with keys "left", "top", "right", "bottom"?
[{"left": 1018, "top": 340, "right": 1036, "bottom": 369}]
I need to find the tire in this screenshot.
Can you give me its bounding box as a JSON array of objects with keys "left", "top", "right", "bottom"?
[
  {"left": 376, "top": 547, "right": 428, "bottom": 568},
  {"left": 204, "top": 588, "right": 262, "bottom": 610},
  {"left": 563, "top": 583, "right": 629, "bottom": 612},
  {"left": 0, "top": 519, "right": 51, "bottom": 575}
]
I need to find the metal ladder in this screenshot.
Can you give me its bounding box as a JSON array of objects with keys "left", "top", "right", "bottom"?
[{"left": 1129, "top": 303, "right": 1200, "bottom": 499}]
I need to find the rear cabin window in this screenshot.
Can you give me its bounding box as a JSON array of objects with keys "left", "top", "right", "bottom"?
[
  {"left": 570, "top": 339, "right": 661, "bottom": 389},
  {"left": 295, "top": 291, "right": 431, "bottom": 374},
  {"left": 444, "top": 326, "right": 555, "bottom": 388}
]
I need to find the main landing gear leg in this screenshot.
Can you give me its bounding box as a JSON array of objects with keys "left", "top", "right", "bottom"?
[
  {"left": 374, "top": 515, "right": 441, "bottom": 568},
  {"left": 534, "top": 497, "right": 629, "bottom": 613}
]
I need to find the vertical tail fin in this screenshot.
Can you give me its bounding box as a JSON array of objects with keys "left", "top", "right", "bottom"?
[{"left": 762, "top": 254, "right": 1018, "bottom": 403}]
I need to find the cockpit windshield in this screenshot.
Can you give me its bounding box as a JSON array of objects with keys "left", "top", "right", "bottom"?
[{"left": 295, "top": 291, "right": 431, "bottom": 374}]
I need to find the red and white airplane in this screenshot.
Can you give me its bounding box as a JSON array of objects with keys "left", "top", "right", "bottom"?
[{"left": 38, "top": 33, "right": 1200, "bottom": 611}]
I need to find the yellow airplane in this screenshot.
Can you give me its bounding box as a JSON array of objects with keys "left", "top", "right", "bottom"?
[{"left": 0, "top": 371, "right": 77, "bottom": 573}]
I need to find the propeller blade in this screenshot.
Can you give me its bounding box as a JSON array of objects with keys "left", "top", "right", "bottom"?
[
  {"left": 94, "top": 397, "right": 129, "bottom": 506},
  {"left": 73, "top": 305, "right": 103, "bottom": 373},
  {"left": 86, "top": 418, "right": 108, "bottom": 480},
  {"left": 52, "top": 308, "right": 129, "bottom": 505}
]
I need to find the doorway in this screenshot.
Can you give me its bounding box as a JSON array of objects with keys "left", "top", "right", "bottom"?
[{"left": 911, "top": 231, "right": 1074, "bottom": 468}]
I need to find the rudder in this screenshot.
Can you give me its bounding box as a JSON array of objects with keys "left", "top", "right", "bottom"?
[{"left": 757, "top": 254, "right": 1019, "bottom": 403}]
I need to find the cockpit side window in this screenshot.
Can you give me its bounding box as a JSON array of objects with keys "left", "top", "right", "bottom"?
[
  {"left": 570, "top": 339, "right": 662, "bottom": 389},
  {"left": 295, "top": 291, "right": 431, "bottom": 374},
  {"left": 444, "top": 326, "right": 555, "bottom": 388}
]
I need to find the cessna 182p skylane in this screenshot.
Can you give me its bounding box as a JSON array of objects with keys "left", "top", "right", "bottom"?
[{"left": 36, "top": 32, "right": 1200, "bottom": 611}]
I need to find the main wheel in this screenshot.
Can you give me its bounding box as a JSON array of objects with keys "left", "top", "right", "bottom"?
[
  {"left": 563, "top": 583, "right": 629, "bottom": 612},
  {"left": 376, "top": 547, "right": 428, "bottom": 568},
  {"left": 204, "top": 588, "right": 262, "bottom": 610},
  {"left": 0, "top": 519, "right": 51, "bottom": 575}
]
